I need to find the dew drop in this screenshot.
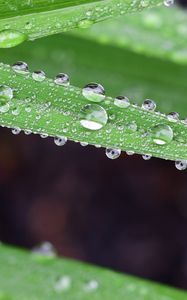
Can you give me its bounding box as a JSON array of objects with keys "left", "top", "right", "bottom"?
[
  {"left": 78, "top": 19, "right": 93, "bottom": 28},
  {"left": 0, "top": 30, "right": 27, "bottom": 48},
  {"left": 54, "top": 136, "right": 67, "bottom": 146},
  {"left": 126, "top": 151, "right": 134, "bottom": 155},
  {"left": 12, "top": 61, "right": 29, "bottom": 74},
  {"left": 142, "top": 99, "right": 156, "bottom": 111},
  {"left": 105, "top": 148, "right": 121, "bottom": 159},
  {"left": 11, "top": 127, "right": 21, "bottom": 135},
  {"left": 82, "top": 83, "right": 105, "bottom": 102},
  {"left": 54, "top": 73, "right": 70, "bottom": 86},
  {"left": 32, "top": 241, "right": 56, "bottom": 261},
  {"left": 114, "top": 96, "right": 130, "bottom": 108},
  {"left": 142, "top": 154, "right": 152, "bottom": 160},
  {"left": 140, "top": 0, "right": 149, "bottom": 7},
  {"left": 24, "top": 129, "right": 32, "bottom": 135},
  {"left": 84, "top": 280, "right": 99, "bottom": 292},
  {"left": 167, "top": 112, "right": 179, "bottom": 122},
  {"left": 164, "top": 0, "right": 174, "bottom": 6},
  {"left": 79, "top": 104, "right": 108, "bottom": 130},
  {"left": 11, "top": 106, "right": 20, "bottom": 116},
  {"left": 151, "top": 124, "right": 173, "bottom": 145},
  {"left": 40, "top": 133, "right": 48, "bottom": 138},
  {"left": 54, "top": 276, "right": 72, "bottom": 293},
  {"left": 0, "top": 100, "right": 10, "bottom": 113},
  {"left": 0, "top": 85, "right": 13, "bottom": 101},
  {"left": 32, "top": 70, "right": 46, "bottom": 82},
  {"left": 175, "top": 160, "right": 187, "bottom": 171},
  {"left": 80, "top": 142, "right": 88, "bottom": 146}
]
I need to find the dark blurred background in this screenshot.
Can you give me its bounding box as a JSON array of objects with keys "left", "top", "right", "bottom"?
[{"left": 1, "top": 0, "right": 187, "bottom": 291}]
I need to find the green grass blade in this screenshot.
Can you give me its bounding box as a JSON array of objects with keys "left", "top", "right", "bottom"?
[
  {"left": 72, "top": 5, "right": 187, "bottom": 65},
  {"left": 0, "top": 0, "right": 163, "bottom": 47},
  {"left": 0, "top": 244, "right": 187, "bottom": 300},
  {"left": 0, "top": 62, "right": 187, "bottom": 162}
]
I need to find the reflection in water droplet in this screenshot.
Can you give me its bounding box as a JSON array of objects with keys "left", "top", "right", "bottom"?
[
  {"left": 151, "top": 124, "right": 173, "bottom": 145},
  {"left": 79, "top": 104, "right": 108, "bottom": 130},
  {"left": 82, "top": 83, "right": 105, "bottom": 102}
]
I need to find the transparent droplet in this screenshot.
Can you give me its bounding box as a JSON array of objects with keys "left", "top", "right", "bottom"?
[
  {"left": 78, "top": 19, "right": 93, "bottom": 29},
  {"left": 164, "top": 0, "right": 174, "bottom": 6},
  {"left": 54, "top": 73, "right": 70, "bottom": 86},
  {"left": 80, "top": 142, "right": 88, "bottom": 146},
  {"left": 12, "top": 61, "right": 29, "bottom": 74},
  {"left": 151, "top": 124, "right": 173, "bottom": 145},
  {"left": 11, "top": 106, "right": 20, "bottom": 116},
  {"left": 142, "top": 99, "right": 156, "bottom": 111},
  {"left": 0, "top": 85, "right": 13, "bottom": 101},
  {"left": 32, "top": 241, "right": 56, "bottom": 262},
  {"left": 54, "top": 136, "right": 67, "bottom": 146},
  {"left": 142, "top": 154, "right": 152, "bottom": 160},
  {"left": 0, "top": 30, "right": 27, "bottom": 48},
  {"left": 84, "top": 280, "right": 99, "bottom": 292},
  {"left": 40, "top": 133, "right": 48, "bottom": 138},
  {"left": 175, "top": 160, "right": 187, "bottom": 171},
  {"left": 82, "top": 83, "right": 105, "bottom": 102},
  {"left": 140, "top": 0, "right": 149, "bottom": 7},
  {"left": 167, "top": 112, "right": 179, "bottom": 122},
  {"left": 11, "top": 127, "right": 21, "bottom": 135},
  {"left": 105, "top": 148, "right": 121, "bottom": 159},
  {"left": 126, "top": 151, "right": 134, "bottom": 155},
  {"left": 32, "top": 70, "right": 46, "bottom": 82},
  {"left": 79, "top": 104, "right": 108, "bottom": 130},
  {"left": 114, "top": 96, "right": 130, "bottom": 108},
  {"left": 54, "top": 276, "right": 72, "bottom": 293},
  {"left": 0, "top": 100, "right": 10, "bottom": 113},
  {"left": 24, "top": 129, "right": 32, "bottom": 135}
]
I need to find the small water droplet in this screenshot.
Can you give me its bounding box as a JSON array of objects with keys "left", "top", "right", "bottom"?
[
  {"left": 54, "top": 73, "right": 70, "bottom": 86},
  {"left": 175, "top": 160, "right": 187, "bottom": 171},
  {"left": 11, "top": 127, "right": 21, "bottom": 135},
  {"left": 167, "top": 112, "right": 179, "bottom": 122},
  {"left": 164, "top": 0, "right": 174, "bottom": 6},
  {"left": 126, "top": 151, "right": 134, "bottom": 155},
  {"left": 83, "top": 280, "right": 99, "bottom": 292},
  {"left": 151, "top": 124, "right": 173, "bottom": 145},
  {"left": 11, "top": 106, "right": 20, "bottom": 115},
  {"left": 54, "top": 136, "right": 67, "bottom": 146},
  {"left": 0, "top": 85, "right": 13, "bottom": 101},
  {"left": 32, "top": 70, "right": 46, "bottom": 82},
  {"left": 79, "top": 104, "right": 108, "bottom": 130},
  {"left": 142, "top": 99, "right": 156, "bottom": 111},
  {"left": 78, "top": 19, "right": 93, "bottom": 29},
  {"left": 12, "top": 61, "right": 29, "bottom": 74},
  {"left": 114, "top": 96, "right": 130, "bottom": 108},
  {"left": 82, "top": 83, "right": 105, "bottom": 102},
  {"left": 80, "top": 142, "right": 88, "bottom": 146},
  {"left": 24, "top": 129, "right": 32, "bottom": 135},
  {"left": 105, "top": 148, "right": 121, "bottom": 159},
  {"left": 140, "top": 0, "right": 149, "bottom": 7},
  {"left": 0, "top": 30, "right": 27, "bottom": 48},
  {"left": 142, "top": 154, "right": 152, "bottom": 160},
  {"left": 54, "top": 276, "right": 71, "bottom": 292},
  {"left": 32, "top": 241, "right": 56, "bottom": 261},
  {"left": 40, "top": 133, "right": 48, "bottom": 138}
]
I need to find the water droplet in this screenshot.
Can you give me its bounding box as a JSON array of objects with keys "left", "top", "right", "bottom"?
[
  {"left": 0, "top": 100, "right": 10, "bottom": 113},
  {"left": 126, "top": 151, "right": 134, "bottom": 155},
  {"left": 12, "top": 61, "right": 29, "bottom": 74},
  {"left": 54, "top": 136, "right": 67, "bottom": 146},
  {"left": 0, "top": 30, "right": 27, "bottom": 48},
  {"left": 84, "top": 280, "right": 99, "bottom": 292},
  {"left": 32, "top": 241, "right": 56, "bottom": 261},
  {"left": 11, "top": 106, "right": 20, "bottom": 116},
  {"left": 151, "top": 124, "right": 173, "bottom": 145},
  {"left": 79, "top": 104, "right": 108, "bottom": 130},
  {"left": 32, "top": 70, "right": 46, "bottom": 82},
  {"left": 54, "top": 276, "right": 72, "bottom": 293},
  {"left": 114, "top": 96, "right": 130, "bottom": 108},
  {"left": 54, "top": 73, "right": 69, "bottom": 86},
  {"left": 0, "top": 85, "right": 13, "bottom": 101},
  {"left": 40, "top": 133, "right": 48, "bottom": 138},
  {"left": 105, "top": 148, "right": 121, "bottom": 159},
  {"left": 167, "top": 112, "right": 179, "bottom": 122},
  {"left": 11, "top": 127, "right": 21, "bottom": 135},
  {"left": 24, "top": 129, "right": 32, "bottom": 135},
  {"left": 164, "top": 0, "right": 174, "bottom": 6},
  {"left": 78, "top": 19, "right": 93, "bottom": 29},
  {"left": 175, "top": 160, "right": 187, "bottom": 171},
  {"left": 80, "top": 142, "right": 88, "bottom": 146},
  {"left": 82, "top": 83, "right": 105, "bottom": 102},
  {"left": 140, "top": 0, "right": 149, "bottom": 7},
  {"left": 142, "top": 99, "right": 156, "bottom": 111},
  {"left": 142, "top": 154, "right": 152, "bottom": 160}
]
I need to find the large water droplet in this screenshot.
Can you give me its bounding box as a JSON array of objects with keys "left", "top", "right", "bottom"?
[
  {"left": 175, "top": 160, "right": 187, "bottom": 171},
  {"left": 82, "top": 83, "right": 105, "bottom": 102},
  {"left": 105, "top": 148, "right": 121, "bottom": 159},
  {"left": 12, "top": 61, "right": 29, "bottom": 74},
  {"left": 151, "top": 124, "right": 173, "bottom": 145},
  {"left": 0, "top": 30, "right": 27, "bottom": 48},
  {"left": 54, "top": 73, "right": 70, "bottom": 86},
  {"left": 32, "top": 70, "right": 46, "bottom": 82},
  {"left": 114, "top": 96, "right": 130, "bottom": 108},
  {"left": 54, "top": 136, "right": 67, "bottom": 146},
  {"left": 0, "top": 85, "right": 13, "bottom": 101},
  {"left": 79, "top": 104, "right": 108, "bottom": 130}
]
